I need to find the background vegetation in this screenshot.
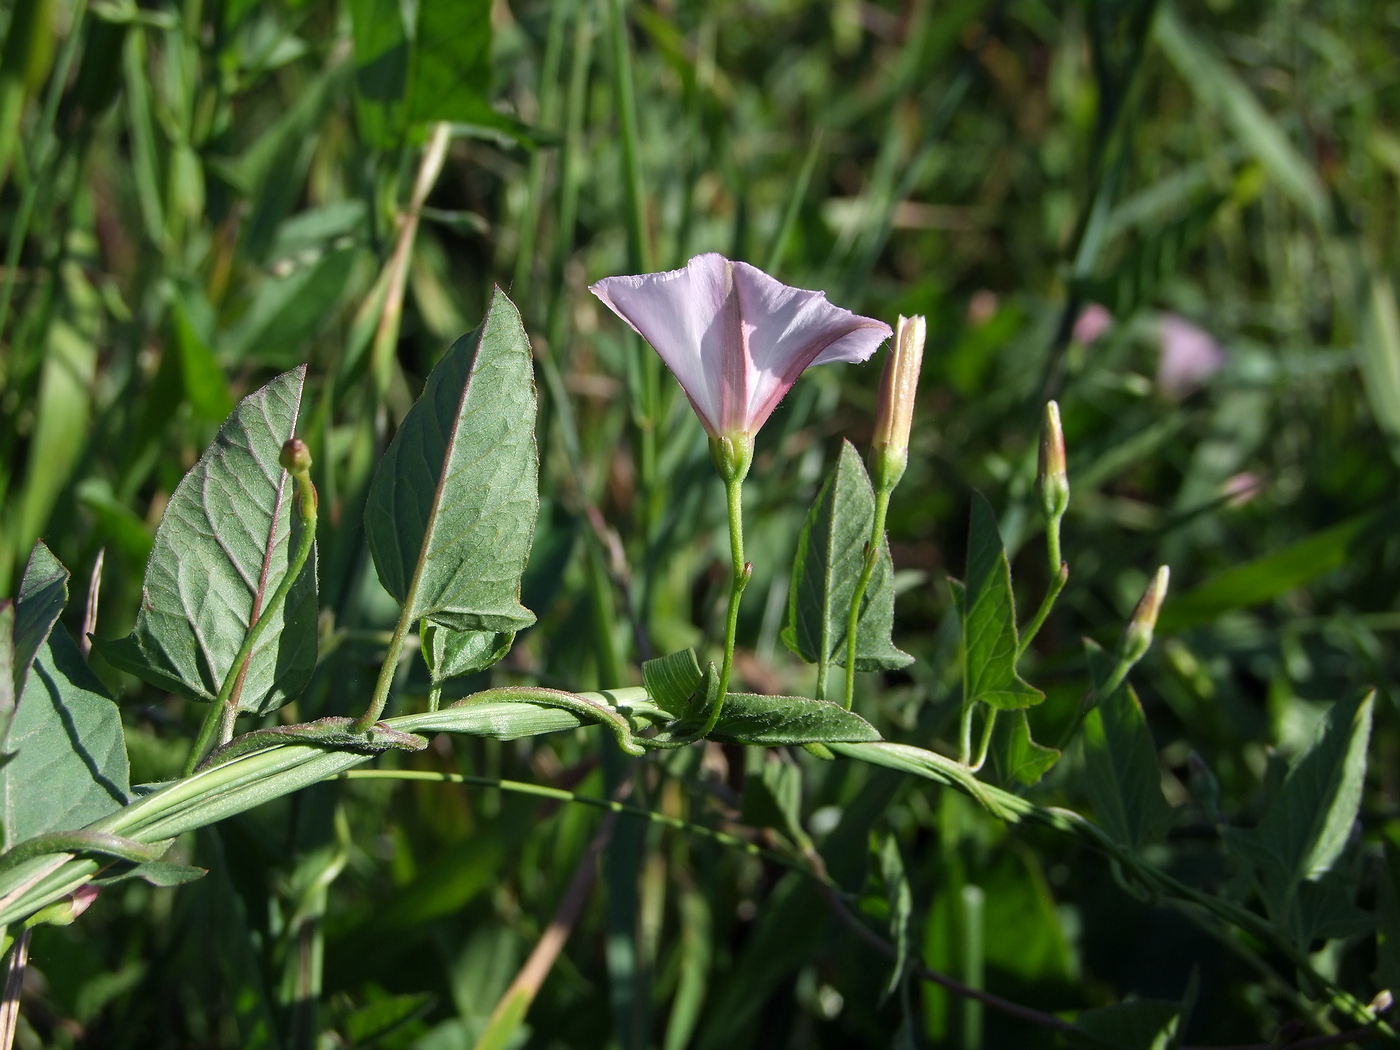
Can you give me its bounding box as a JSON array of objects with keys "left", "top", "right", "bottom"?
[{"left": 2, "top": 0, "right": 1399, "bottom": 1046}]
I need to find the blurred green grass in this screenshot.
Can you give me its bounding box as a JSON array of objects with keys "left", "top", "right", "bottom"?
[{"left": 3, "top": 0, "right": 1400, "bottom": 1046}]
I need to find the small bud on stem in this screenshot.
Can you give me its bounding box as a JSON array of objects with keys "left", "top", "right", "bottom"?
[
  {"left": 1122, "top": 565, "right": 1170, "bottom": 667},
  {"left": 1038, "top": 401, "right": 1069, "bottom": 572},
  {"left": 280, "top": 437, "right": 313, "bottom": 475},
  {"left": 870, "top": 315, "right": 925, "bottom": 493},
  {"left": 1038, "top": 401, "right": 1068, "bottom": 521}
]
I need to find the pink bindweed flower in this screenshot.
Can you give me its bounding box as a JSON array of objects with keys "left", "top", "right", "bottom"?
[
  {"left": 1157, "top": 314, "right": 1225, "bottom": 398},
  {"left": 1072, "top": 303, "right": 1112, "bottom": 345},
  {"left": 589, "top": 253, "right": 892, "bottom": 441}
]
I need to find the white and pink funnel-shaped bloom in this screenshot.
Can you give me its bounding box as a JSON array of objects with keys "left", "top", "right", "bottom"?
[{"left": 590, "top": 253, "right": 892, "bottom": 439}]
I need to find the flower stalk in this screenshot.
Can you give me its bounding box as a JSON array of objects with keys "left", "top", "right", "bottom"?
[{"left": 701, "top": 435, "right": 753, "bottom": 737}]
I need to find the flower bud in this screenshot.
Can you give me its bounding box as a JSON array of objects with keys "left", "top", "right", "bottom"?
[
  {"left": 1038, "top": 401, "right": 1069, "bottom": 522},
  {"left": 27, "top": 884, "right": 99, "bottom": 927},
  {"left": 870, "top": 314, "right": 926, "bottom": 492},
  {"left": 280, "top": 437, "right": 313, "bottom": 475},
  {"left": 1122, "top": 565, "right": 1170, "bottom": 666}
]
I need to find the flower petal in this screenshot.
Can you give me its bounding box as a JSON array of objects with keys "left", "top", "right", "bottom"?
[
  {"left": 731, "top": 262, "right": 891, "bottom": 431},
  {"left": 589, "top": 253, "right": 741, "bottom": 434}
]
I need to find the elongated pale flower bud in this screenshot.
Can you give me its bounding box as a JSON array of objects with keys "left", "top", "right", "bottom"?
[
  {"left": 870, "top": 314, "right": 926, "bottom": 492},
  {"left": 1038, "top": 401, "right": 1068, "bottom": 522},
  {"left": 1122, "top": 565, "right": 1170, "bottom": 666}
]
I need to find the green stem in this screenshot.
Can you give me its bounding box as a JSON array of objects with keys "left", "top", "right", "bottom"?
[
  {"left": 352, "top": 603, "right": 415, "bottom": 732},
  {"left": 701, "top": 477, "right": 747, "bottom": 738},
  {"left": 969, "top": 709, "right": 997, "bottom": 773},
  {"left": 427, "top": 682, "right": 443, "bottom": 713},
  {"left": 959, "top": 700, "right": 976, "bottom": 767},
  {"left": 185, "top": 701, "right": 222, "bottom": 775},
  {"left": 1045, "top": 515, "right": 1062, "bottom": 579},
  {"left": 183, "top": 469, "right": 318, "bottom": 775},
  {"left": 1016, "top": 562, "right": 1067, "bottom": 661},
  {"left": 843, "top": 485, "right": 892, "bottom": 710}
]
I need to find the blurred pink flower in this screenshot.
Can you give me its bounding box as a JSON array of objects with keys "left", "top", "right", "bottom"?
[
  {"left": 1073, "top": 303, "right": 1112, "bottom": 345},
  {"left": 590, "top": 253, "right": 891, "bottom": 438},
  {"left": 1222, "top": 472, "right": 1263, "bottom": 506},
  {"left": 1157, "top": 314, "right": 1225, "bottom": 398}
]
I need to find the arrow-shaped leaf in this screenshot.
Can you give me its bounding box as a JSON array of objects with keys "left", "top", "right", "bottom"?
[
  {"left": 1080, "top": 640, "right": 1174, "bottom": 852},
  {"left": 365, "top": 288, "right": 538, "bottom": 635},
  {"left": 1231, "top": 691, "right": 1373, "bottom": 926},
  {"left": 13, "top": 540, "right": 69, "bottom": 703},
  {"left": 961, "top": 493, "right": 1042, "bottom": 710},
  {"left": 783, "top": 440, "right": 911, "bottom": 673},
  {"left": 2, "top": 625, "right": 130, "bottom": 849},
  {"left": 95, "top": 367, "right": 317, "bottom": 714}
]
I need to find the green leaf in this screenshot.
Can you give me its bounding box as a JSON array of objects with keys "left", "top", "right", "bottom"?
[
  {"left": 94, "top": 368, "right": 317, "bottom": 714},
  {"left": 0, "top": 605, "right": 12, "bottom": 742},
  {"left": 980, "top": 849, "right": 1075, "bottom": 985},
  {"left": 1158, "top": 509, "right": 1388, "bottom": 631},
  {"left": 348, "top": 0, "right": 409, "bottom": 147},
  {"left": 1374, "top": 841, "right": 1400, "bottom": 992},
  {"left": 421, "top": 622, "right": 514, "bottom": 682},
  {"left": 739, "top": 755, "right": 802, "bottom": 839},
  {"left": 783, "top": 441, "right": 912, "bottom": 672},
  {"left": 1153, "top": 4, "right": 1327, "bottom": 225},
  {"left": 1080, "top": 640, "right": 1173, "bottom": 852},
  {"left": 1232, "top": 691, "right": 1373, "bottom": 926},
  {"left": 219, "top": 247, "right": 360, "bottom": 367},
  {"left": 878, "top": 833, "right": 912, "bottom": 1000},
  {"left": 365, "top": 289, "right": 538, "bottom": 635},
  {"left": 13, "top": 322, "right": 96, "bottom": 556},
  {"left": 995, "top": 710, "right": 1060, "bottom": 786},
  {"left": 13, "top": 540, "right": 68, "bottom": 706},
  {"left": 343, "top": 991, "right": 436, "bottom": 1045},
  {"left": 707, "top": 693, "right": 881, "bottom": 747},
  {"left": 1066, "top": 999, "right": 1182, "bottom": 1050},
  {"left": 95, "top": 860, "right": 208, "bottom": 887},
  {"left": 961, "top": 493, "right": 1042, "bottom": 709},
  {"left": 1, "top": 626, "right": 130, "bottom": 849},
  {"left": 75, "top": 478, "right": 154, "bottom": 565},
  {"left": 406, "top": 0, "right": 492, "bottom": 126},
  {"left": 1079, "top": 192, "right": 1226, "bottom": 320},
  {"left": 642, "top": 648, "right": 704, "bottom": 717},
  {"left": 170, "top": 294, "right": 233, "bottom": 423},
  {"left": 1358, "top": 269, "right": 1400, "bottom": 464}
]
